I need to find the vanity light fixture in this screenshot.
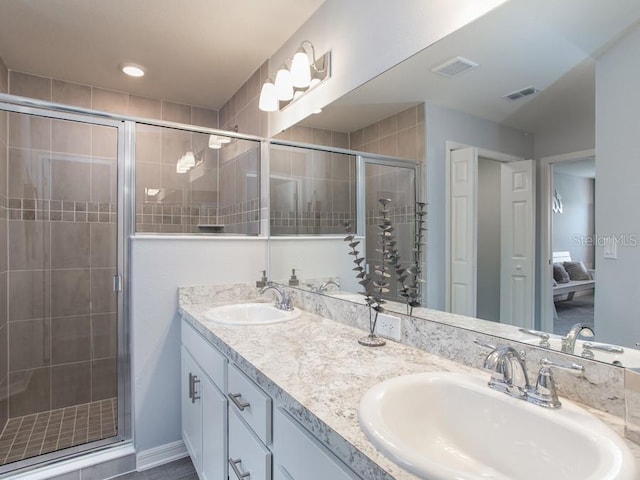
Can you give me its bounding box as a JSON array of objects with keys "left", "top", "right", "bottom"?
[
  {"left": 259, "top": 40, "right": 331, "bottom": 112},
  {"left": 121, "top": 64, "right": 145, "bottom": 77}
]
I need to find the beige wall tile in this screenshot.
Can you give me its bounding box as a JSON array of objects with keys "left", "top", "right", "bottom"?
[
  {"left": 135, "top": 124, "right": 162, "bottom": 164},
  {"left": 398, "top": 126, "right": 419, "bottom": 160},
  {"left": 8, "top": 270, "right": 49, "bottom": 322},
  {"left": 91, "top": 314, "right": 116, "bottom": 359},
  {"left": 9, "top": 319, "right": 50, "bottom": 371},
  {"left": 0, "top": 272, "right": 7, "bottom": 326},
  {"left": 161, "top": 101, "right": 191, "bottom": 124},
  {"left": 9, "top": 368, "right": 50, "bottom": 417},
  {"left": 379, "top": 134, "right": 398, "bottom": 157},
  {"left": 52, "top": 80, "right": 91, "bottom": 108},
  {"left": 9, "top": 113, "right": 51, "bottom": 151},
  {"left": 0, "top": 55, "right": 7, "bottom": 93},
  {"left": 50, "top": 269, "right": 90, "bottom": 317},
  {"left": 191, "top": 106, "right": 218, "bottom": 129},
  {"left": 51, "top": 156, "right": 91, "bottom": 202},
  {"left": 379, "top": 114, "right": 398, "bottom": 137},
  {"left": 398, "top": 105, "right": 418, "bottom": 130},
  {"left": 91, "top": 358, "right": 117, "bottom": 401},
  {"left": 51, "top": 362, "right": 91, "bottom": 409},
  {"left": 8, "top": 148, "right": 51, "bottom": 200},
  {"left": 90, "top": 223, "right": 116, "bottom": 268},
  {"left": 51, "top": 222, "right": 90, "bottom": 269},
  {"left": 92, "top": 88, "right": 128, "bottom": 114},
  {"left": 90, "top": 268, "right": 116, "bottom": 314},
  {"left": 91, "top": 160, "right": 116, "bottom": 203},
  {"left": 51, "top": 315, "right": 91, "bottom": 365},
  {"left": 52, "top": 119, "right": 91, "bottom": 155},
  {"left": 0, "top": 218, "right": 9, "bottom": 272},
  {"left": 91, "top": 125, "right": 118, "bottom": 159},
  {"left": 128, "top": 95, "right": 161, "bottom": 119},
  {"left": 0, "top": 109, "right": 7, "bottom": 144},
  {"left": 9, "top": 72, "right": 51, "bottom": 101},
  {"left": 8, "top": 221, "right": 49, "bottom": 270}
]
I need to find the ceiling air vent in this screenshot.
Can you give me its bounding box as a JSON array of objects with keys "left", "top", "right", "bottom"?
[
  {"left": 503, "top": 86, "right": 539, "bottom": 101},
  {"left": 431, "top": 56, "right": 479, "bottom": 78}
]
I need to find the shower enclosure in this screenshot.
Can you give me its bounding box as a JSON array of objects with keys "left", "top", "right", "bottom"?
[{"left": 0, "top": 103, "right": 129, "bottom": 472}]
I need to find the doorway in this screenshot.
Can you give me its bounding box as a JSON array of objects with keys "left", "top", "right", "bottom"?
[
  {"left": 540, "top": 150, "right": 596, "bottom": 335},
  {"left": 446, "top": 144, "right": 535, "bottom": 328}
]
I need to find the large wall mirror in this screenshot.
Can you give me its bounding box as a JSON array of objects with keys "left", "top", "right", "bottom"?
[{"left": 268, "top": 0, "right": 640, "bottom": 367}]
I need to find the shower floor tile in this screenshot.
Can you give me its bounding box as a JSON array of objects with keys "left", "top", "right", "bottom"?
[{"left": 0, "top": 397, "right": 117, "bottom": 465}]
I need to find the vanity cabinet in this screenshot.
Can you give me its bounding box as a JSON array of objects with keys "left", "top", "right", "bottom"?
[
  {"left": 272, "top": 408, "right": 360, "bottom": 480},
  {"left": 181, "top": 318, "right": 361, "bottom": 480},
  {"left": 181, "top": 323, "right": 228, "bottom": 480}
]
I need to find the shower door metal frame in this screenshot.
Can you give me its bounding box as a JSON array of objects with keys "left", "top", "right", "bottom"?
[{"left": 0, "top": 99, "right": 132, "bottom": 476}]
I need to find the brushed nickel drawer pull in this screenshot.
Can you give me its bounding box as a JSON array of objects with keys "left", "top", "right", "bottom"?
[
  {"left": 228, "top": 392, "right": 250, "bottom": 411},
  {"left": 229, "top": 458, "right": 250, "bottom": 479},
  {"left": 191, "top": 374, "right": 200, "bottom": 403}
]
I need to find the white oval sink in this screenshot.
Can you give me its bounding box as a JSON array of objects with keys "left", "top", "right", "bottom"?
[
  {"left": 204, "top": 303, "right": 300, "bottom": 325},
  {"left": 359, "top": 372, "right": 636, "bottom": 480},
  {"left": 522, "top": 337, "right": 640, "bottom": 367}
]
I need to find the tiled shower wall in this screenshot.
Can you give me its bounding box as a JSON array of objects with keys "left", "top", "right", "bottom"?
[
  {"left": 1, "top": 54, "right": 9, "bottom": 431},
  {"left": 350, "top": 104, "right": 425, "bottom": 163},
  {"left": 5, "top": 108, "right": 118, "bottom": 418}
]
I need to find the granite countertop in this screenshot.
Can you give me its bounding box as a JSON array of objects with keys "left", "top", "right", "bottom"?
[{"left": 178, "top": 299, "right": 640, "bottom": 480}]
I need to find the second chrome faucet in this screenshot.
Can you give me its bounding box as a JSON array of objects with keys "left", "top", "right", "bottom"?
[
  {"left": 259, "top": 283, "right": 294, "bottom": 311},
  {"left": 477, "top": 341, "right": 584, "bottom": 409}
]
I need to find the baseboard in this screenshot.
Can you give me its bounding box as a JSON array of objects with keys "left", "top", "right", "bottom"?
[{"left": 136, "top": 440, "right": 188, "bottom": 471}]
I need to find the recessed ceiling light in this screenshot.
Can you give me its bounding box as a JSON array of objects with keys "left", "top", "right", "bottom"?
[{"left": 121, "top": 64, "right": 145, "bottom": 77}]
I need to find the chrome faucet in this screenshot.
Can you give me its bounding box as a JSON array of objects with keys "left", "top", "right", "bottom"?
[
  {"left": 483, "top": 345, "right": 531, "bottom": 400},
  {"left": 561, "top": 322, "right": 594, "bottom": 354},
  {"left": 314, "top": 280, "right": 340, "bottom": 293},
  {"left": 259, "top": 283, "right": 294, "bottom": 311},
  {"left": 478, "top": 341, "right": 584, "bottom": 409}
]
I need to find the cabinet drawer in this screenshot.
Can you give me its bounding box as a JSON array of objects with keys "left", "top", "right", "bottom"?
[
  {"left": 182, "top": 320, "right": 226, "bottom": 390},
  {"left": 273, "top": 408, "right": 359, "bottom": 480},
  {"left": 229, "top": 409, "right": 272, "bottom": 480},
  {"left": 228, "top": 362, "right": 272, "bottom": 445}
]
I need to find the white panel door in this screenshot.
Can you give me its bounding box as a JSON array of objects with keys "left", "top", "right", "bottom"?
[
  {"left": 500, "top": 160, "right": 535, "bottom": 328},
  {"left": 449, "top": 147, "right": 477, "bottom": 317}
]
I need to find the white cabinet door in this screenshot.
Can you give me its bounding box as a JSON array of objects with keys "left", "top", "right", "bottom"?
[
  {"left": 201, "top": 377, "right": 227, "bottom": 480},
  {"left": 273, "top": 408, "right": 359, "bottom": 480},
  {"left": 229, "top": 409, "right": 272, "bottom": 480},
  {"left": 181, "top": 348, "right": 202, "bottom": 472}
]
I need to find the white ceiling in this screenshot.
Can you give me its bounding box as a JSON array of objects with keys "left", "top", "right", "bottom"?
[
  {"left": 554, "top": 157, "right": 596, "bottom": 179},
  {"left": 301, "top": 0, "right": 640, "bottom": 135},
  {"left": 0, "top": 0, "right": 325, "bottom": 109}
]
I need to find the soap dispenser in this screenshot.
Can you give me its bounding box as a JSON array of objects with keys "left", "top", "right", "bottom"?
[
  {"left": 289, "top": 269, "right": 299, "bottom": 286},
  {"left": 256, "top": 270, "right": 268, "bottom": 288}
]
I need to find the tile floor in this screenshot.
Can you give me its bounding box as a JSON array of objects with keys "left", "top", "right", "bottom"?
[{"left": 0, "top": 398, "right": 117, "bottom": 465}]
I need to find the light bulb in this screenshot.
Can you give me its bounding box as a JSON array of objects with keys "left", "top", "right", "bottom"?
[
  {"left": 121, "top": 64, "right": 145, "bottom": 77},
  {"left": 176, "top": 156, "right": 189, "bottom": 173},
  {"left": 274, "top": 64, "right": 294, "bottom": 101},
  {"left": 290, "top": 48, "right": 311, "bottom": 88},
  {"left": 209, "top": 135, "right": 221, "bottom": 149},
  {"left": 217, "top": 136, "right": 231, "bottom": 144},
  {"left": 259, "top": 78, "right": 278, "bottom": 112},
  {"left": 183, "top": 151, "right": 195, "bottom": 168}
]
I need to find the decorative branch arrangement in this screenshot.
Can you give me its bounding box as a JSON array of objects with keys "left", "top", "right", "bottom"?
[
  {"left": 342, "top": 198, "right": 398, "bottom": 347},
  {"left": 399, "top": 202, "right": 427, "bottom": 316}
]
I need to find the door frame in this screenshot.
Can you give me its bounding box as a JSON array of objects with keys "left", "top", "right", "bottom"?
[
  {"left": 444, "top": 141, "right": 526, "bottom": 315},
  {"left": 539, "top": 149, "right": 595, "bottom": 333}
]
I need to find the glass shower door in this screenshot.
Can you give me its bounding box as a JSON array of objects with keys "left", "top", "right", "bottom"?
[{"left": 0, "top": 107, "right": 125, "bottom": 470}]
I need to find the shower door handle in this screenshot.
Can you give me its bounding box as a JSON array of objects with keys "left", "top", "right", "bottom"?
[{"left": 113, "top": 275, "right": 122, "bottom": 292}]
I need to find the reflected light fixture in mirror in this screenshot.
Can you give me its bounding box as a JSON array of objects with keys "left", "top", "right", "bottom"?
[{"left": 259, "top": 40, "right": 331, "bottom": 112}]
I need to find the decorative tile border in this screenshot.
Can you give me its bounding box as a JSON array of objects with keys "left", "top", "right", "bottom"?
[{"left": 7, "top": 198, "right": 116, "bottom": 223}]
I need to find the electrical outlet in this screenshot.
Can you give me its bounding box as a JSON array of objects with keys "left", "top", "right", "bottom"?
[{"left": 375, "top": 313, "right": 401, "bottom": 341}]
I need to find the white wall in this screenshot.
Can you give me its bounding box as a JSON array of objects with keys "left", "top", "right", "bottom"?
[
  {"left": 131, "top": 237, "right": 268, "bottom": 453},
  {"left": 551, "top": 172, "right": 595, "bottom": 268},
  {"left": 424, "top": 104, "right": 534, "bottom": 310},
  {"left": 269, "top": 237, "right": 359, "bottom": 292},
  {"left": 268, "top": 0, "right": 508, "bottom": 135},
  {"left": 594, "top": 24, "right": 640, "bottom": 346},
  {"left": 476, "top": 158, "right": 502, "bottom": 322}
]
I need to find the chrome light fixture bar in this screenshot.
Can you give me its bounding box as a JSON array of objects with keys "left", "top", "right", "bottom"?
[{"left": 259, "top": 40, "right": 331, "bottom": 112}]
